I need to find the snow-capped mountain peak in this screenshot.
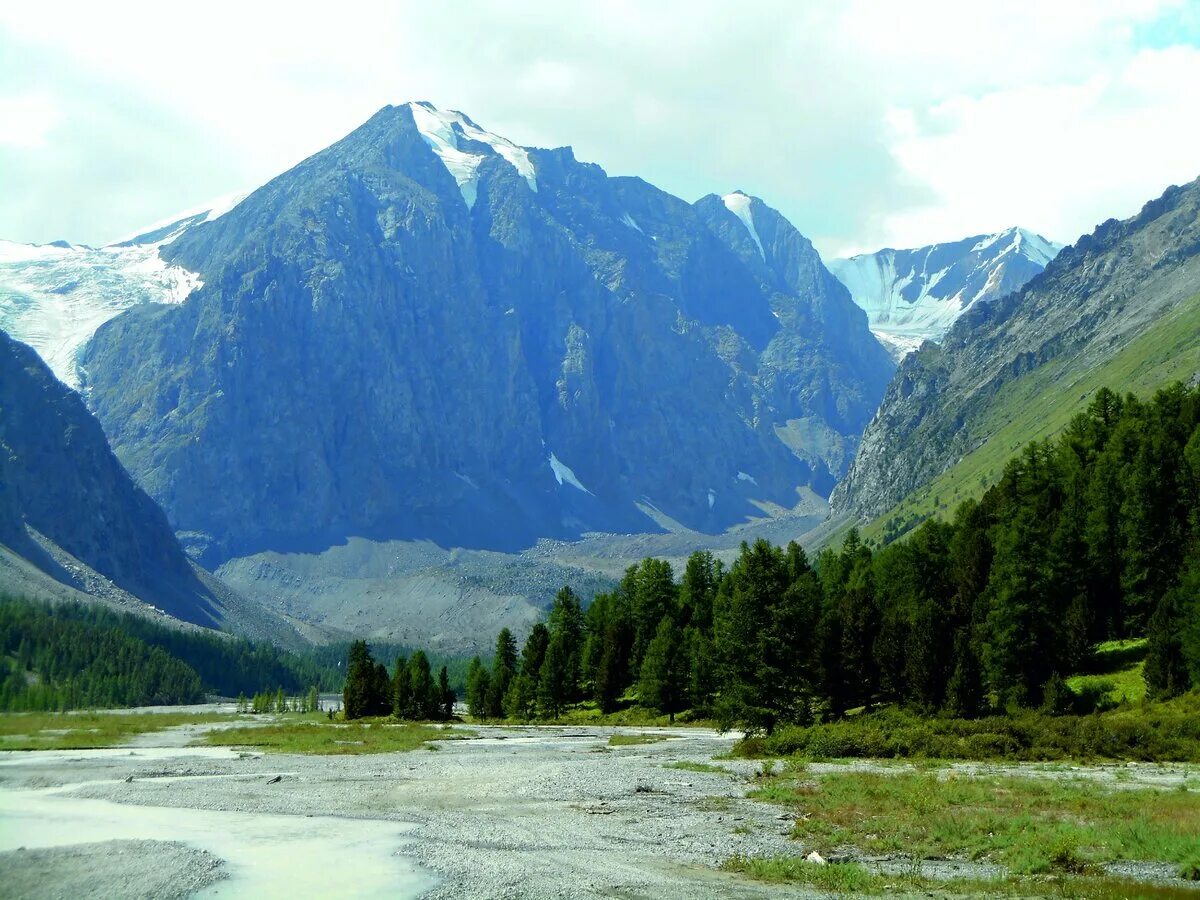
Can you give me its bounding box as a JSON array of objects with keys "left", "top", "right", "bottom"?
[
  {"left": 829, "top": 227, "right": 1063, "bottom": 360},
  {"left": 407, "top": 101, "right": 537, "bottom": 208}
]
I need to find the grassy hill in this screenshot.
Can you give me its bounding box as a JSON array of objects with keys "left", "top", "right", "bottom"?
[{"left": 863, "top": 289, "right": 1200, "bottom": 545}]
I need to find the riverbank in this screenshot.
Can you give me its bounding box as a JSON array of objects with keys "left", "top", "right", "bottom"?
[{"left": 1, "top": 713, "right": 1199, "bottom": 897}]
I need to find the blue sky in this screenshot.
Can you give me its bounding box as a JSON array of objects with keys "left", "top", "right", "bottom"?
[{"left": 1, "top": 0, "right": 1198, "bottom": 258}]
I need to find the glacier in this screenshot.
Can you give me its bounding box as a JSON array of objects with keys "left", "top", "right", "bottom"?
[
  {"left": 0, "top": 194, "right": 245, "bottom": 388},
  {"left": 828, "top": 226, "right": 1063, "bottom": 360}
]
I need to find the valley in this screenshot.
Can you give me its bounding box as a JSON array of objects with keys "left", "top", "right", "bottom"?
[
  {"left": 2, "top": 9, "right": 1200, "bottom": 898},
  {"left": 2, "top": 709, "right": 1198, "bottom": 898}
]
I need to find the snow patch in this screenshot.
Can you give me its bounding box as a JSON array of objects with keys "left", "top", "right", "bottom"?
[
  {"left": 549, "top": 452, "right": 593, "bottom": 495},
  {"left": 722, "top": 191, "right": 765, "bottom": 261},
  {"left": 620, "top": 213, "right": 644, "bottom": 234},
  {"left": 707, "top": 489, "right": 716, "bottom": 509},
  {"left": 736, "top": 471, "right": 758, "bottom": 485},
  {"left": 408, "top": 102, "right": 537, "bottom": 209}
]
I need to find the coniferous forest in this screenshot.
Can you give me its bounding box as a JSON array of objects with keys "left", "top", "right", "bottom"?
[
  {"left": 362, "top": 384, "right": 1200, "bottom": 736},
  {"left": 0, "top": 597, "right": 334, "bottom": 710}
]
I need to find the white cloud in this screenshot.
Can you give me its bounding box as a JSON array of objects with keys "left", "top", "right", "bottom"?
[
  {"left": 872, "top": 44, "right": 1200, "bottom": 252},
  {"left": 0, "top": 1, "right": 1196, "bottom": 256},
  {"left": 0, "top": 92, "right": 60, "bottom": 148}
]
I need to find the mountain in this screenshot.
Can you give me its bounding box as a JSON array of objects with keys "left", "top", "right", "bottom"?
[
  {"left": 74, "top": 102, "right": 893, "bottom": 572},
  {"left": 0, "top": 194, "right": 243, "bottom": 388},
  {"left": 828, "top": 228, "right": 1062, "bottom": 359},
  {"left": 0, "top": 329, "right": 289, "bottom": 640},
  {"left": 832, "top": 177, "right": 1200, "bottom": 527}
]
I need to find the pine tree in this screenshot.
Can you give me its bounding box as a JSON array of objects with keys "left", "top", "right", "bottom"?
[
  {"left": 1144, "top": 590, "right": 1192, "bottom": 699},
  {"left": 638, "top": 617, "right": 686, "bottom": 722},
  {"left": 944, "top": 629, "right": 985, "bottom": 718},
  {"left": 679, "top": 551, "right": 719, "bottom": 631},
  {"left": 536, "top": 632, "right": 569, "bottom": 719},
  {"left": 343, "top": 641, "right": 375, "bottom": 720},
  {"left": 628, "top": 559, "right": 676, "bottom": 668},
  {"left": 392, "top": 655, "right": 413, "bottom": 719},
  {"left": 487, "top": 629, "right": 518, "bottom": 718},
  {"left": 408, "top": 651, "right": 435, "bottom": 719},
  {"left": 465, "top": 656, "right": 490, "bottom": 718},
  {"left": 713, "top": 539, "right": 792, "bottom": 734},
  {"left": 503, "top": 673, "right": 536, "bottom": 720},
  {"left": 548, "top": 586, "right": 585, "bottom": 702},
  {"left": 437, "top": 666, "right": 455, "bottom": 720}
]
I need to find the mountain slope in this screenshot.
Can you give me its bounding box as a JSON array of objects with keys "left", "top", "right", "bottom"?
[
  {"left": 833, "top": 177, "right": 1200, "bottom": 525},
  {"left": 828, "top": 228, "right": 1061, "bottom": 359},
  {"left": 79, "top": 102, "right": 893, "bottom": 565},
  {"left": 0, "top": 329, "right": 293, "bottom": 640}
]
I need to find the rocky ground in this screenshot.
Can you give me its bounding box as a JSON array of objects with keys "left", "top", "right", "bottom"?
[
  {"left": 0, "top": 840, "right": 225, "bottom": 900},
  {"left": 0, "top": 724, "right": 807, "bottom": 899},
  {"left": 2, "top": 721, "right": 1198, "bottom": 898}
]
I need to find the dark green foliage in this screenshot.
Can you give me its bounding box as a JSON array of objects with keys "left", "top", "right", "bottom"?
[
  {"left": 465, "top": 656, "right": 490, "bottom": 718},
  {"left": 626, "top": 559, "right": 677, "bottom": 668},
  {"left": 547, "top": 586, "right": 585, "bottom": 702},
  {"left": 343, "top": 641, "right": 389, "bottom": 719},
  {"left": 487, "top": 628, "right": 518, "bottom": 718},
  {"left": 637, "top": 617, "right": 687, "bottom": 722},
  {"left": 445, "top": 382, "right": 1200, "bottom": 730},
  {"left": 536, "top": 633, "right": 570, "bottom": 718},
  {"left": 0, "top": 595, "right": 337, "bottom": 711},
  {"left": 0, "top": 598, "right": 203, "bottom": 710},
  {"left": 738, "top": 695, "right": 1200, "bottom": 763}
]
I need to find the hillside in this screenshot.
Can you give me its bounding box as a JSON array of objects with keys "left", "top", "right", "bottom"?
[
  {"left": 833, "top": 177, "right": 1200, "bottom": 530},
  {"left": 0, "top": 329, "right": 296, "bottom": 642}
]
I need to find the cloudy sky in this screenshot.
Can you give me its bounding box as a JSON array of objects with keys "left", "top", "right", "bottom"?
[{"left": 1, "top": 1, "right": 1197, "bottom": 257}]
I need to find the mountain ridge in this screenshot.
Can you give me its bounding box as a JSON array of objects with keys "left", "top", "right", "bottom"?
[
  {"left": 832, "top": 176, "right": 1200, "bottom": 524},
  {"left": 828, "top": 227, "right": 1062, "bottom": 359},
  {"left": 80, "top": 101, "right": 893, "bottom": 568}
]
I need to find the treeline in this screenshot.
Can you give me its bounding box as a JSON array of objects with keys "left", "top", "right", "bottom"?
[
  {"left": 306, "top": 641, "right": 472, "bottom": 695},
  {"left": 238, "top": 686, "right": 322, "bottom": 714},
  {"left": 0, "top": 595, "right": 342, "bottom": 710},
  {"left": 341, "top": 641, "right": 455, "bottom": 720},
  {"left": 109, "top": 611, "right": 333, "bottom": 696},
  {"left": 458, "top": 384, "right": 1200, "bottom": 732},
  {"left": 0, "top": 598, "right": 204, "bottom": 710}
]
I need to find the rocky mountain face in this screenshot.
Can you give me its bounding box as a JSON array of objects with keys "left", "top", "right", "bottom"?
[
  {"left": 828, "top": 228, "right": 1061, "bottom": 359},
  {"left": 0, "top": 329, "right": 222, "bottom": 624},
  {"left": 833, "top": 177, "right": 1200, "bottom": 521},
  {"left": 78, "top": 102, "right": 894, "bottom": 567}
]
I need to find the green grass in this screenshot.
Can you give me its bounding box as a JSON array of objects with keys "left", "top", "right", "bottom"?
[
  {"left": 202, "top": 719, "right": 469, "bottom": 755},
  {"left": 0, "top": 711, "right": 234, "bottom": 750},
  {"left": 536, "top": 700, "right": 714, "bottom": 728},
  {"left": 608, "top": 732, "right": 671, "bottom": 747},
  {"left": 723, "top": 854, "right": 1200, "bottom": 898},
  {"left": 864, "top": 290, "right": 1200, "bottom": 545},
  {"left": 747, "top": 769, "right": 1200, "bottom": 875},
  {"left": 724, "top": 856, "right": 883, "bottom": 891},
  {"left": 1067, "top": 638, "right": 1149, "bottom": 707},
  {"left": 664, "top": 760, "right": 731, "bottom": 774},
  {"left": 736, "top": 693, "right": 1200, "bottom": 763}
]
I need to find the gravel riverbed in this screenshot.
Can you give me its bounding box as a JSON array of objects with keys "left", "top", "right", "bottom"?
[{"left": 2, "top": 722, "right": 1198, "bottom": 898}]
